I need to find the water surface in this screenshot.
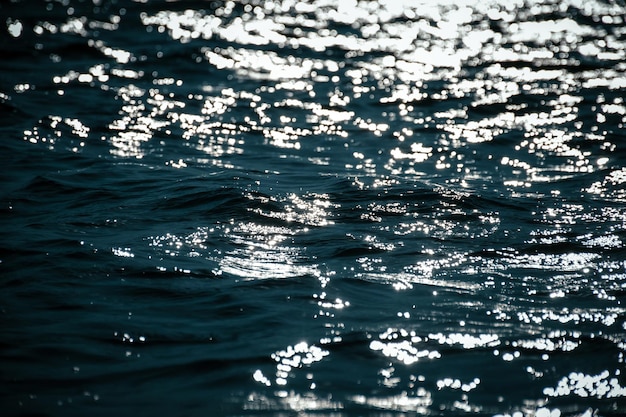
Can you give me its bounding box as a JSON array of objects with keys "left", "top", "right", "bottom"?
[{"left": 1, "top": 0, "right": 626, "bottom": 416}]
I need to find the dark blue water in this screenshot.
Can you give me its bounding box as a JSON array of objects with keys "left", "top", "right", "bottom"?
[{"left": 1, "top": 1, "right": 626, "bottom": 416}]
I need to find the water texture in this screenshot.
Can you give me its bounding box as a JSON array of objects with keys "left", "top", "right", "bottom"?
[{"left": 1, "top": 0, "right": 626, "bottom": 416}]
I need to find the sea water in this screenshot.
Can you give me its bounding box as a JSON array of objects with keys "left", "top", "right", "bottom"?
[{"left": 1, "top": 1, "right": 625, "bottom": 416}]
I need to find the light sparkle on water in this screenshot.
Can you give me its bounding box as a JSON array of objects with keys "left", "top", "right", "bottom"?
[{"left": 7, "top": 0, "right": 626, "bottom": 415}]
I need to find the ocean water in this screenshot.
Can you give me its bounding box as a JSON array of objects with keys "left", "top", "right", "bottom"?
[{"left": 1, "top": 0, "right": 626, "bottom": 416}]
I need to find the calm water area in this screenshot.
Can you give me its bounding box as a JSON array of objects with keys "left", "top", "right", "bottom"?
[{"left": 1, "top": 0, "right": 626, "bottom": 416}]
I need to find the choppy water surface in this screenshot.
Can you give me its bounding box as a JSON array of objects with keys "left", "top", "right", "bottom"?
[{"left": 1, "top": 0, "right": 626, "bottom": 415}]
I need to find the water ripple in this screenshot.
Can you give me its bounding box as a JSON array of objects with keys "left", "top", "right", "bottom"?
[{"left": 2, "top": 0, "right": 626, "bottom": 416}]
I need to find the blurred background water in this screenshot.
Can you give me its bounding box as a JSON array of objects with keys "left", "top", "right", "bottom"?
[{"left": 1, "top": 0, "right": 626, "bottom": 416}]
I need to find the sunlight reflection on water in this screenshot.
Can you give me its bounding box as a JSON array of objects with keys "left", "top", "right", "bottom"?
[{"left": 4, "top": 0, "right": 626, "bottom": 415}]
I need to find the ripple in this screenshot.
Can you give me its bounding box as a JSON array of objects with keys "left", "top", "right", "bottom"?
[{"left": 4, "top": 0, "right": 626, "bottom": 415}]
